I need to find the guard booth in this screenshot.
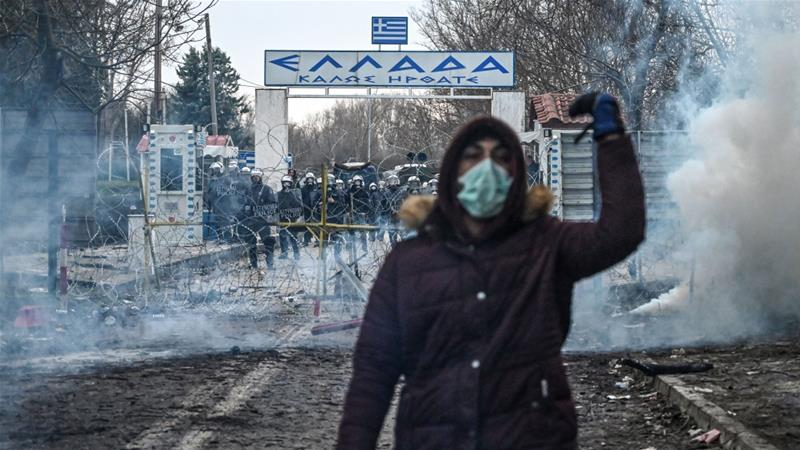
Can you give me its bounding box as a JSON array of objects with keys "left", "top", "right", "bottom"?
[{"left": 129, "top": 124, "right": 202, "bottom": 254}]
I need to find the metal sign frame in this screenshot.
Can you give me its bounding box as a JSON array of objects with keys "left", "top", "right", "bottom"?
[
  {"left": 264, "top": 50, "right": 515, "bottom": 88},
  {"left": 284, "top": 86, "right": 493, "bottom": 100}
]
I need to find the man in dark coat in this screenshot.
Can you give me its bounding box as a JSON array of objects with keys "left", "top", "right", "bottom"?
[
  {"left": 239, "top": 168, "right": 277, "bottom": 269},
  {"left": 337, "top": 93, "right": 645, "bottom": 449}
]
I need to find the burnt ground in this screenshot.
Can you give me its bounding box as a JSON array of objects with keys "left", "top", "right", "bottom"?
[
  {"left": 0, "top": 333, "right": 720, "bottom": 450},
  {"left": 647, "top": 341, "right": 800, "bottom": 449}
]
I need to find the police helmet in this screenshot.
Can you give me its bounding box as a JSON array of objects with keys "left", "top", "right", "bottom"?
[
  {"left": 335, "top": 178, "right": 344, "bottom": 186},
  {"left": 408, "top": 175, "right": 421, "bottom": 187},
  {"left": 378, "top": 180, "right": 386, "bottom": 189},
  {"left": 281, "top": 175, "right": 293, "bottom": 183},
  {"left": 369, "top": 182, "right": 378, "bottom": 191},
  {"left": 386, "top": 174, "right": 400, "bottom": 186},
  {"left": 209, "top": 161, "right": 223, "bottom": 174},
  {"left": 304, "top": 172, "right": 316, "bottom": 184},
  {"left": 352, "top": 175, "right": 364, "bottom": 187},
  {"left": 241, "top": 166, "right": 251, "bottom": 175},
  {"left": 316, "top": 177, "right": 322, "bottom": 184},
  {"left": 250, "top": 168, "right": 263, "bottom": 181}
]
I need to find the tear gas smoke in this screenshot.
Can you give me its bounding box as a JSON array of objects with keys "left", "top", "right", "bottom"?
[
  {"left": 666, "top": 27, "right": 800, "bottom": 335},
  {"left": 567, "top": 3, "right": 800, "bottom": 350}
]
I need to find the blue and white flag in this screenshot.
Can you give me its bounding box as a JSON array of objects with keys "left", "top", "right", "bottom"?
[{"left": 372, "top": 16, "right": 408, "bottom": 45}]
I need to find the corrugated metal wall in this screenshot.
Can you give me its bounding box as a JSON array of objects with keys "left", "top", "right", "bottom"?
[
  {"left": 635, "top": 131, "right": 691, "bottom": 221},
  {"left": 545, "top": 130, "right": 690, "bottom": 223},
  {"left": 556, "top": 130, "right": 596, "bottom": 221}
]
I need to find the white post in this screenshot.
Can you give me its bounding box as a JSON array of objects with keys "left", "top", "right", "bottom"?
[
  {"left": 255, "top": 89, "right": 289, "bottom": 188},
  {"left": 366, "top": 89, "right": 372, "bottom": 162},
  {"left": 491, "top": 91, "right": 526, "bottom": 133}
]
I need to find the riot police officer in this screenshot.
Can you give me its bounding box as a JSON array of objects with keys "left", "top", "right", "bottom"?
[
  {"left": 277, "top": 174, "right": 302, "bottom": 260},
  {"left": 407, "top": 175, "right": 423, "bottom": 196},
  {"left": 239, "top": 168, "right": 277, "bottom": 269},
  {"left": 327, "top": 178, "right": 348, "bottom": 256},
  {"left": 429, "top": 177, "right": 439, "bottom": 196},
  {"left": 367, "top": 182, "right": 385, "bottom": 242},
  {"left": 300, "top": 172, "right": 319, "bottom": 246},
  {"left": 213, "top": 164, "right": 246, "bottom": 243},
  {"left": 384, "top": 174, "right": 406, "bottom": 247},
  {"left": 204, "top": 162, "right": 224, "bottom": 238},
  {"left": 349, "top": 175, "right": 370, "bottom": 253}
]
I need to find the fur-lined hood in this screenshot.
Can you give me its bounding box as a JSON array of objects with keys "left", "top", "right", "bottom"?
[{"left": 398, "top": 185, "right": 554, "bottom": 231}]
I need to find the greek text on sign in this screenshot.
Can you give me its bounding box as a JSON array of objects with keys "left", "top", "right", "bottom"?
[{"left": 264, "top": 51, "right": 515, "bottom": 88}]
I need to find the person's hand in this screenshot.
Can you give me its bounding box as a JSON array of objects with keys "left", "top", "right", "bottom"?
[{"left": 569, "top": 92, "right": 625, "bottom": 142}]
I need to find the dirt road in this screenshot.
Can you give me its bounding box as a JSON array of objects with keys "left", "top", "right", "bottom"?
[{"left": 0, "top": 324, "right": 712, "bottom": 450}]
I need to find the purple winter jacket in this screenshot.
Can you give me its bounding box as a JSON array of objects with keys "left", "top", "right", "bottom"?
[{"left": 338, "top": 117, "right": 645, "bottom": 450}]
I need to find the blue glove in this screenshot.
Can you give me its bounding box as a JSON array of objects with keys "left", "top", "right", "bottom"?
[{"left": 569, "top": 92, "right": 625, "bottom": 142}]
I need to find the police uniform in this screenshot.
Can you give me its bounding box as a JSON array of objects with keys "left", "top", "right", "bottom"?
[
  {"left": 277, "top": 186, "right": 303, "bottom": 259},
  {"left": 239, "top": 181, "right": 277, "bottom": 268}
]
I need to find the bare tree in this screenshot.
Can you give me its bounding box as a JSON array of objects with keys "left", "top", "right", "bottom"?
[
  {"left": 289, "top": 97, "right": 488, "bottom": 173},
  {"left": 0, "top": 0, "right": 216, "bottom": 154},
  {"left": 412, "top": 0, "right": 733, "bottom": 129}
]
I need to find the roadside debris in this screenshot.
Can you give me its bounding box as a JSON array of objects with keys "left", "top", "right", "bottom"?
[
  {"left": 692, "top": 428, "right": 721, "bottom": 444},
  {"left": 692, "top": 386, "right": 713, "bottom": 394},
  {"left": 310, "top": 318, "right": 362, "bottom": 335},
  {"left": 14, "top": 305, "right": 48, "bottom": 328},
  {"left": 619, "top": 358, "right": 713, "bottom": 376},
  {"left": 614, "top": 375, "right": 634, "bottom": 390}
]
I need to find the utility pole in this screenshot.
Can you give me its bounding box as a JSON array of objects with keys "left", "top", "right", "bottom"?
[
  {"left": 153, "top": 0, "right": 162, "bottom": 124},
  {"left": 366, "top": 89, "right": 372, "bottom": 162},
  {"left": 124, "top": 105, "right": 130, "bottom": 181},
  {"left": 205, "top": 13, "right": 218, "bottom": 136}
]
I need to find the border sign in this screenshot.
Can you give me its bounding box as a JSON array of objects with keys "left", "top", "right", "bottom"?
[
  {"left": 372, "top": 16, "right": 408, "bottom": 45},
  {"left": 264, "top": 51, "right": 515, "bottom": 88}
]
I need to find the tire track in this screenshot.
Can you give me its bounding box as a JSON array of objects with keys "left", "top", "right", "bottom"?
[{"left": 124, "top": 323, "right": 305, "bottom": 450}]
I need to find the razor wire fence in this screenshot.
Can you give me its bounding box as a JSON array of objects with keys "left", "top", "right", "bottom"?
[
  {"left": 2, "top": 135, "right": 435, "bottom": 328},
  {"left": 1, "top": 123, "right": 696, "bottom": 328}
]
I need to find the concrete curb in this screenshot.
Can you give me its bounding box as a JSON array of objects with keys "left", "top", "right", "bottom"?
[{"left": 652, "top": 374, "right": 781, "bottom": 450}]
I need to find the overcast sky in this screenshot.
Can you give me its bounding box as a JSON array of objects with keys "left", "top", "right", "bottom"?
[{"left": 164, "top": 0, "right": 426, "bottom": 122}]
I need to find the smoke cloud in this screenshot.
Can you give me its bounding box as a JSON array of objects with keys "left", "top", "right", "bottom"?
[{"left": 666, "top": 24, "right": 800, "bottom": 335}]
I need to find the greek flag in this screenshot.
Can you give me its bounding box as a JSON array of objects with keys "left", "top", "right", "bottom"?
[{"left": 372, "top": 16, "right": 408, "bottom": 45}]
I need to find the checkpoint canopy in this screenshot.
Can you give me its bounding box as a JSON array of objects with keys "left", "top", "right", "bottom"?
[{"left": 264, "top": 51, "right": 515, "bottom": 88}]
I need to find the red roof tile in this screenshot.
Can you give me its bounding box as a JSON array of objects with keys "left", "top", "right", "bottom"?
[
  {"left": 530, "top": 93, "right": 592, "bottom": 130},
  {"left": 205, "top": 135, "right": 231, "bottom": 146},
  {"left": 135, "top": 134, "right": 231, "bottom": 153}
]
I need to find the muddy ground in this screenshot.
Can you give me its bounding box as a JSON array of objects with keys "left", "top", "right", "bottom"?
[
  {"left": 648, "top": 341, "right": 800, "bottom": 449},
  {"left": 0, "top": 324, "right": 721, "bottom": 450}
]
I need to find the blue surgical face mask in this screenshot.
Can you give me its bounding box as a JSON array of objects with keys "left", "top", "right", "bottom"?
[{"left": 456, "top": 158, "right": 512, "bottom": 218}]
